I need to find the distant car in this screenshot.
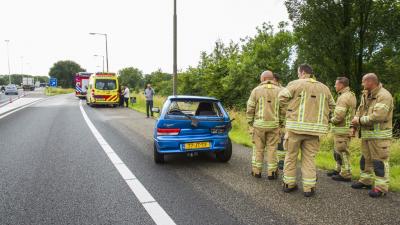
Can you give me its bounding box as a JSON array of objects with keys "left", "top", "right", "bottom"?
[
  {"left": 5, "top": 84, "right": 18, "bottom": 95},
  {"left": 153, "top": 95, "right": 233, "bottom": 163}
]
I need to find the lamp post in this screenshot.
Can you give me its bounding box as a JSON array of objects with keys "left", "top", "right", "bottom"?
[
  {"left": 94, "top": 54, "right": 105, "bottom": 73},
  {"left": 172, "top": 0, "right": 178, "bottom": 95},
  {"left": 89, "top": 33, "right": 109, "bottom": 72},
  {"left": 4, "top": 40, "right": 11, "bottom": 84}
]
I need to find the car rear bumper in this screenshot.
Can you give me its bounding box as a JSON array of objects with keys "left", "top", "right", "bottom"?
[{"left": 154, "top": 135, "right": 229, "bottom": 154}]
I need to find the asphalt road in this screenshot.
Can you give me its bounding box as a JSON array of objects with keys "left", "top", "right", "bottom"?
[{"left": 1, "top": 93, "right": 399, "bottom": 225}]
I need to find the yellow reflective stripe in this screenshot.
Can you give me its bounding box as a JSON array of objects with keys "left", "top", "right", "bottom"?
[
  {"left": 253, "top": 120, "right": 279, "bottom": 128},
  {"left": 360, "top": 172, "right": 374, "bottom": 179},
  {"left": 361, "top": 129, "right": 392, "bottom": 139},
  {"left": 302, "top": 178, "right": 317, "bottom": 185},
  {"left": 335, "top": 106, "right": 347, "bottom": 112},
  {"left": 375, "top": 179, "right": 389, "bottom": 185},
  {"left": 283, "top": 175, "right": 296, "bottom": 184},
  {"left": 258, "top": 97, "right": 264, "bottom": 120},
  {"left": 345, "top": 108, "right": 352, "bottom": 127},
  {"left": 298, "top": 91, "right": 306, "bottom": 122},
  {"left": 331, "top": 126, "right": 350, "bottom": 134},
  {"left": 374, "top": 103, "right": 390, "bottom": 112},
  {"left": 317, "top": 93, "right": 325, "bottom": 124},
  {"left": 267, "top": 84, "right": 272, "bottom": 89},
  {"left": 286, "top": 121, "right": 329, "bottom": 133},
  {"left": 267, "top": 163, "right": 277, "bottom": 169}
]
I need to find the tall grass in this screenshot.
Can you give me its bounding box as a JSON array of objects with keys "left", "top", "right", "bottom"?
[
  {"left": 128, "top": 93, "right": 400, "bottom": 191},
  {"left": 44, "top": 87, "right": 75, "bottom": 96}
]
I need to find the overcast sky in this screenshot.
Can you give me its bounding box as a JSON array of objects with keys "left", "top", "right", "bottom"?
[{"left": 0, "top": 0, "right": 289, "bottom": 76}]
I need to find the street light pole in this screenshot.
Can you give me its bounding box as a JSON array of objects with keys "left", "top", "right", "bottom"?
[
  {"left": 4, "top": 40, "right": 11, "bottom": 84},
  {"left": 173, "top": 0, "right": 178, "bottom": 95},
  {"left": 89, "top": 33, "right": 109, "bottom": 72}
]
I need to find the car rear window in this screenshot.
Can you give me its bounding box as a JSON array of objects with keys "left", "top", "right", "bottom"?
[
  {"left": 167, "top": 100, "right": 223, "bottom": 117},
  {"left": 95, "top": 79, "right": 116, "bottom": 90}
]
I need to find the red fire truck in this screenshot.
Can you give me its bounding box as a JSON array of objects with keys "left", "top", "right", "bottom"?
[{"left": 75, "top": 72, "right": 93, "bottom": 98}]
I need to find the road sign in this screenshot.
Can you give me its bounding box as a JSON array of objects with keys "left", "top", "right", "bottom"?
[{"left": 49, "top": 78, "right": 57, "bottom": 87}]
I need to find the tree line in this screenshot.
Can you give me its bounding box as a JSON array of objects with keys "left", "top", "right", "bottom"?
[
  {"left": 0, "top": 74, "right": 49, "bottom": 86},
  {"left": 48, "top": 1, "right": 400, "bottom": 133}
]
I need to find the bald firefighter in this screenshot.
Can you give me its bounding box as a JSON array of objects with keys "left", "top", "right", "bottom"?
[
  {"left": 247, "top": 71, "right": 283, "bottom": 180},
  {"left": 351, "top": 73, "right": 394, "bottom": 198},
  {"left": 279, "top": 64, "right": 335, "bottom": 197},
  {"left": 328, "top": 77, "right": 357, "bottom": 182}
]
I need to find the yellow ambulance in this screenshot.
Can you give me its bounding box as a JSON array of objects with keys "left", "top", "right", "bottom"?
[{"left": 86, "top": 73, "right": 120, "bottom": 107}]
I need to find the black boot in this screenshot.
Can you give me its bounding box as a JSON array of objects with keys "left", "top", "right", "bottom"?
[
  {"left": 368, "top": 188, "right": 385, "bottom": 198},
  {"left": 332, "top": 174, "right": 351, "bottom": 182},
  {"left": 351, "top": 181, "right": 372, "bottom": 189},
  {"left": 251, "top": 172, "right": 261, "bottom": 178},
  {"left": 268, "top": 171, "right": 278, "bottom": 180},
  {"left": 283, "top": 183, "right": 298, "bottom": 193},
  {"left": 278, "top": 160, "right": 284, "bottom": 170},
  {"left": 304, "top": 188, "right": 316, "bottom": 197},
  {"left": 327, "top": 170, "right": 339, "bottom": 177}
]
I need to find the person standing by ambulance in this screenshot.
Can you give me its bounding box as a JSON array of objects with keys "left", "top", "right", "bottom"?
[
  {"left": 144, "top": 84, "right": 155, "bottom": 118},
  {"left": 278, "top": 64, "right": 335, "bottom": 197},
  {"left": 328, "top": 77, "right": 357, "bottom": 182},
  {"left": 247, "top": 71, "right": 283, "bottom": 180},
  {"left": 351, "top": 73, "right": 393, "bottom": 198},
  {"left": 122, "top": 86, "right": 130, "bottom": 108}
]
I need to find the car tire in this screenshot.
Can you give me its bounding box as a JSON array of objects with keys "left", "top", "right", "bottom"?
[
  {"left": 154, "top": 142, "right": 165, "bottom": 164},
  {"left": 216, "top": 138, "right": 232, "bottom": 162}
]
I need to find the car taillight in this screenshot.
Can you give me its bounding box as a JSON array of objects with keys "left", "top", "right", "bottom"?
[{"left": 157, "top": 128, "right": 181, "bottom": 136}]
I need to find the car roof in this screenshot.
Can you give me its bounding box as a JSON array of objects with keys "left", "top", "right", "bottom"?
[{"left": 167, "top": 95, "right": 219, "bottom": 101}]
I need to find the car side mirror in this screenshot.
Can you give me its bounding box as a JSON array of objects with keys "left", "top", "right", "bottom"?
[{"left": 152, "top": 107, "right": 160, "bottom": 113}]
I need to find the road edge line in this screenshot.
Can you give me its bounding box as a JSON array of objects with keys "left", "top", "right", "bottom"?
[
  {"left": 0, "top": 98, "right": 47, "bottom": 120},
  {"left": 78, "top": 100, "right": 176, "bottom": 225}
]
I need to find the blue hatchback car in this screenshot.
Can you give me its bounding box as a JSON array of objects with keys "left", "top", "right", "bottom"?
[{"left": 153, "top": 96, "right": 233, "bottom": 163}]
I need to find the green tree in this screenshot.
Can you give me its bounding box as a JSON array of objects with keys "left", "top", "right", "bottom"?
[
  {"left": 285, "top": 0, "right": 400, "bottom": 94},
  {"left": 118, "top": 67, "right": 144, "bottom": 91},
  {"left": 143, "top": 69, "right": 172, "bottom": 96},
  {"left": 48, "top": 60, "right": 85, "bottom": 88}
]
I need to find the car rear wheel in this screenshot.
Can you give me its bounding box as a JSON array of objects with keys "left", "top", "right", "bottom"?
[
  {"left": 154, "top": 142, "right": 165, "bottom": 164},
  {"left": 216, "top": 138, "right": 232, "bottom": 162}
]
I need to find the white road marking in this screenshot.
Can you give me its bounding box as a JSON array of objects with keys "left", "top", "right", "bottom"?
[
  {"left": 79, "top": 101, "right": 176, "bottom": 225},
  {"left": 0, "top": 98, "right": 45, "bottom": 120}
]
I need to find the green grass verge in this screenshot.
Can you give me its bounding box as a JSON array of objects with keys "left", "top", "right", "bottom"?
[
  {"left": 128, "top": 93, "right": 400, "bottom": 191},
  {"left": 44, "top": 87, "right": 75, "bottom": 96}
]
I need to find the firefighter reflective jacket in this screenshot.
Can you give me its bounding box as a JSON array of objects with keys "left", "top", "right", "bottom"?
[
  {"left": 356, "top": 83, "right": 393, "bottom": 139},
  {"left": 330, "top": 87, "right": 357, "bottom": 135},
  {"left": 247, "top": 80, "right": 283, "bottom": 130},
  {"left": 278, "top": 77, "right": 335, "bottom": 136}
]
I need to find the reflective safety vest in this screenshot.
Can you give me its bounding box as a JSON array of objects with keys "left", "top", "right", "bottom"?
[
  {"left": 278, "top": 77, "right": 335, "bottom": 136},
  {"left": 330, "top": 87, "right": 357, "bottom": 136},
  {"left": 246, "top": 81, "right": 283, "bottom": 130},
  {"left": 356, "top": 84, "right": 393, "bottom": 139}
]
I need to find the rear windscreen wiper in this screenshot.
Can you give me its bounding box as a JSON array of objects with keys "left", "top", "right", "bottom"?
[{"left": 168, "top": 109, "right": 199, "bottom": 127}]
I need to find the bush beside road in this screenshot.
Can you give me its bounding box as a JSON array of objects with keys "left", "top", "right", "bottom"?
[
  {"left": 129, "top": 92, "right": 400, "bottom": 192},
  {"left": 45, "top": 87, "right": 75, "bottom": 96}
]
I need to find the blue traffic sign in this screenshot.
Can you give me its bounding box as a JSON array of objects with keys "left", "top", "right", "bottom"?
[{"left": 49, "top": 78, "right": 57, "bottom": 87}]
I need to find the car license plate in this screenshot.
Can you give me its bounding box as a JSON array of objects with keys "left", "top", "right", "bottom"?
[{"left": 185, "top": 142, "right": 210, "bottom": 150}]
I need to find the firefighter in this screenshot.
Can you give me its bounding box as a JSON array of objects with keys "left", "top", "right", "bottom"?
[
  {"left": 278, "top": 64, "right": 335, "bottom": 197},
  {"left": 351, "top": 73, "right": 393, "bottom": 198},
  {"left": 247, "top": 70, "right": 283, "bottom": 180},
  {"left": 273, "top": 73, "right": 286, "bottom": 170},
  {"left": 328, "top": 77, "right": 357, "bottom": 182}
]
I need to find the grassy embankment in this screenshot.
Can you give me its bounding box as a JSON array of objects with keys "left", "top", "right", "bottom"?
[
  {"left": 44, "top": 87, "right": 75, "bottom": 96},
  {"left": 130, "top": 93, "right": 400, "bottom": 191}
]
